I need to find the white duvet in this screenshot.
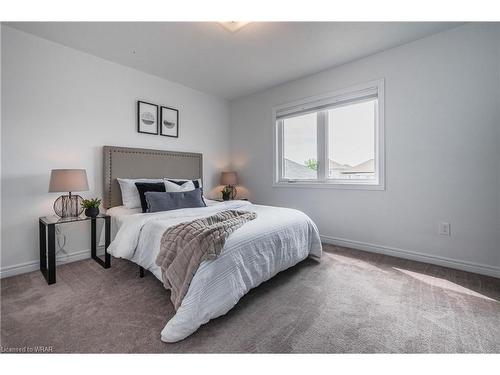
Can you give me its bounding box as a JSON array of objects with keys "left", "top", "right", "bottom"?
[{"left": 107, "top": 200, "right": 322, "bottom": 342}]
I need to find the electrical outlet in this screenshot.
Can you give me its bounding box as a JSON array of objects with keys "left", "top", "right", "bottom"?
[{"left": 439, "top": 222, "right": 451, "bottom": 236}]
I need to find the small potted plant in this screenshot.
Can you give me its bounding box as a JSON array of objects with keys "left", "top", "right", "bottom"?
[
  {"left": 82, "top": 198, "right": 101, "bottom": 218},
  {"left": 221, "top": 186, "right": 232, "bottom": 201}
]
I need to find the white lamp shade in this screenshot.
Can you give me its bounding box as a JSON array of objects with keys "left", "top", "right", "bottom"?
[
  {"left": 221, "top": 171, "right": 238, "bottom": 186},
  {"left": 49, "top": 169, "right": 89, "bottom": 193}
]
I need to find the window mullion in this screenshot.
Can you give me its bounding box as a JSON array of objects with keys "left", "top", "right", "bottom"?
[
  {"left": 277, "top": 120, "right": 284, "bottom": 182},
  {"left": 317, "top": 111, "right": 328, "bottom": 181}
]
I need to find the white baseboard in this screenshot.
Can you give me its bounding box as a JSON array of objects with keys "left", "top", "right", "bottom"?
[
  {"left": 0, "top": 247, "right": 105, "bottom": 279},
  {"left": 2, "top": 238, "right": 499, "bottom": 280},
  {"left": 321, "top": 235, "right": 500, "bottom": 279}
]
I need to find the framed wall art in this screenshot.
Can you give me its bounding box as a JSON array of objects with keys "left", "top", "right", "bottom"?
[
  {"left": 160, "top": 106, "right": 179, "bottom": 138},
  {"left": 137, "top": 101, "right": 159, "bottom": 135}
]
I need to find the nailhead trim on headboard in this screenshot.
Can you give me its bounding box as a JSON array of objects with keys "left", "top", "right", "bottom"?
[{"left": 107, "top": 148, "right": 112, "bottom": 208}]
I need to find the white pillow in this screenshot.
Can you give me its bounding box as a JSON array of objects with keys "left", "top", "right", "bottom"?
[
  {"left": 117, "top": 178, "right": 163, "bottom": 209},
  {"left": 165, "top": 178, "right": 202, "bottom": 188},
  {"left": 164, "top": 179, "right": 195, "bottom": 192}
]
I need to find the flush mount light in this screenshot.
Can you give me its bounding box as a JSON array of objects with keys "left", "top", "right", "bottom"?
[{"left": 218, "top": 22, "right": 250, "bottom": 33}]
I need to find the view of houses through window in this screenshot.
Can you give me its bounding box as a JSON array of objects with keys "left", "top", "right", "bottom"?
[
  {"left": 282, "top": 99, "right": 376, "bottom": 181},
  {"left": 328, "top": 99, "right": 375, "bottom": 180},
  {"left": 283, "top": 112, "right": 318, "bottom": 179}
]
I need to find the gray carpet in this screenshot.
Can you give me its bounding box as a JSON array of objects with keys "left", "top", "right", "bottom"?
[{"left": 1, "top": 244, "right": 499, "bottom": 353}]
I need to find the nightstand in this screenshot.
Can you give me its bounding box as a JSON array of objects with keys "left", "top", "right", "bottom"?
[{"left": 39, "top": 214, "right": 111, "bottom": 285}]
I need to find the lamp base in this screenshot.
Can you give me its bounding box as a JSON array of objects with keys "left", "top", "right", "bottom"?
[{"left": 53, "top": 194, "right": 84, "bottom": 218}]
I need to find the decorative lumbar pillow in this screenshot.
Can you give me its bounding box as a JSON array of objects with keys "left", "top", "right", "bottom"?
[
  {"left": 165, "top": 178, "right": 202, "bottom": 189},
  {"left": 145, "top": 188, "right": 206, "bottom": 213},
  {"left": 164, "top": 179, "right": 196, "bottom": 192},
  {"left": 117, "top": 178, "right": 163, "bottom": 209},
  {"left": 135, "top": 182, "right": 167, "bottom": 213}
]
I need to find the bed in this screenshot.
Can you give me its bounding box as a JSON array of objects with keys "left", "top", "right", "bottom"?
[{"left": 103, "top": 146, "right": 322, "bottom": 342}]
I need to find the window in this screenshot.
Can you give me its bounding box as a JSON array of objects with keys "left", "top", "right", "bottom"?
[{"left": 274, "top": 79, "right": 384, "bottom": 189}]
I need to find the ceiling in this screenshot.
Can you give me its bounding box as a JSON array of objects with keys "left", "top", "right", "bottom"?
[{"left": 6, "top": 22, "right": 462, "bottom": 99}]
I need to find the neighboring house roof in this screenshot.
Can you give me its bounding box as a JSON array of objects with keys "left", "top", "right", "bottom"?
[
  {"left": 329, "top": 159, "right": 351, "bottom": 170},
  {"left": 341, "top": 159, "right": 375, "bottom": 174},
  {"left": 284, "top": 158, "right": 374, "bottom": 178},
  {"left": 284, "top": 158, "right": 316, "bottom": 179}
]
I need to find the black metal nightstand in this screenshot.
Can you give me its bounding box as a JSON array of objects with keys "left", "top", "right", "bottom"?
[{"left": 38, "top": 214, "right": 111, "bottom": 285}]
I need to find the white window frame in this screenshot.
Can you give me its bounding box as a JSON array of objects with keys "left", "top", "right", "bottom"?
[{"left": 272, "top": 79, "right": 385, "bottom": 190}]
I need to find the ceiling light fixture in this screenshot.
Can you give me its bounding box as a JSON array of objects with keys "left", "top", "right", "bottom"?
[{"left": 219, "top": 22, "right": 250, "bottom": 33}]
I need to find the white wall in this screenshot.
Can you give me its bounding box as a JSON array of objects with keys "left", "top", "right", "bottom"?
[
  {"left": 230, "top": 23, "right": 500, "bottom": 277},
  {"left": 1, "top": 26, "right": 230, "bottom": 276},
  {"left": 2, "top": 23, "right": 499, "bottom": 279}
]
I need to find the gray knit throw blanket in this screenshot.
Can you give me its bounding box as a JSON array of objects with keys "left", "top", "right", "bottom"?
[{"left": 156, "top": 210, "right": 257, "bottom": 310}]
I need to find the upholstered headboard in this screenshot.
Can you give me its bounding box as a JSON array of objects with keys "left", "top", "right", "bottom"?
[{"left": 103, "top": 146, "right": 203, "bottom": 208}]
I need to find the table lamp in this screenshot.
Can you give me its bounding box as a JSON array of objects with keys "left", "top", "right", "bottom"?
[
  {"left": 49, "top": 169, "right": 89, "bottom": 218},
  {"left": 221, "top": 171, "right": 238, "bottom": 200}
]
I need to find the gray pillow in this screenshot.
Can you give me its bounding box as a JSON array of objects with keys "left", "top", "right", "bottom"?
[{"left": 145, "top": 188, "right": 206, "bottom": 213}]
